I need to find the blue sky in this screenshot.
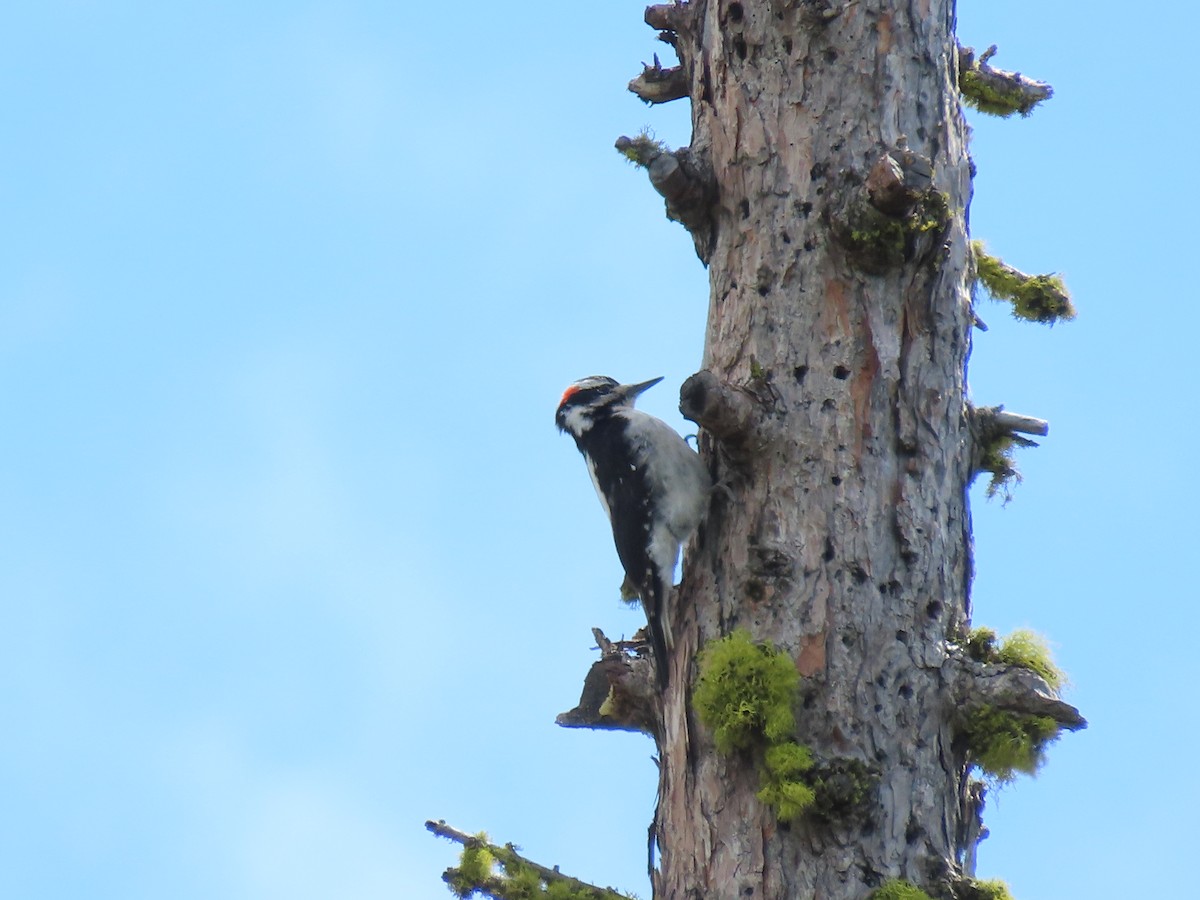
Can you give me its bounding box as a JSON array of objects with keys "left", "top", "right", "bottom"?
[{"left": 1, "top": 3, "right": 1194, "bottom": 898}]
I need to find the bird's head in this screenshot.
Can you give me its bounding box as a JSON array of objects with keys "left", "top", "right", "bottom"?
[{"left": 555, "top": 375, "right": 663, "bottom": 436}]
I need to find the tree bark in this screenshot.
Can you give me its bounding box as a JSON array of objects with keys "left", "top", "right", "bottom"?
[{"left": 652, "top": 1, "right": 981, "bottom": 896}]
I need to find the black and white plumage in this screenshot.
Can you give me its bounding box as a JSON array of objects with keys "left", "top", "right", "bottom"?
[{"left": 556, "top": 376, "right": 710, "bottom": 687}]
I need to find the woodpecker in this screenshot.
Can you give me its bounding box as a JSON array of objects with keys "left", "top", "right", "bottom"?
[{"left": 556, "top": 376, "right": 710, "bottom": 687}]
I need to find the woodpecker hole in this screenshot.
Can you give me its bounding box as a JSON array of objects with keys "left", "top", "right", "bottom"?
[
  {"left": 898, "top": 684, "right": 913, "bottom": 699},
  {"left": 823, "top": 536, "right": 835, "bottom": 562},
  {"left": 821, "top": 398, "right": 836, "bottom": 411},
  {"left": 926, "top": 600, "right": 943, "bottom": 619},
  {"left": 840, "top": 632, "right": 854, "bottom": 648},
  {"left": 833, "top": 365, "right": 850, "bottom": 380},
  {"left": 793, "top": 364, "right": 808, "bottom": 383},
  {"left": 797, "top": 200, "right": 813, "bottom": 217},
  {"left": 851, "top": 565, "right": 867, "bottom": 584},
  {"left": 831, "top": 475, "right": 842, "bottom": 486},
  {"left": 803, "top": 237, "right": 818, "bottom": 252},
  {"left": 895, "top": 630, "right": 908, "bottom": 644},
  {"left": 782, "top": 231, "right": 792, "bottom": 244},
  {"left": 824, "top": 47, "right": 839, "bottom": 63},
  {"left": 733, "top": 36, "right": 748, "bottom": 61},
  {"left": 782, "top": 36, "right": 793, "bottom": 55},
  {"left": 906, "top": 820, "right": 925, "bottom": 845},
  {"left": 727, "top": 2, "right": 744, "bottom": 22},
  {"left": 739, "top": 198, "right": 751, "bottom": 219},
  {"left": 757, "top": 283, "right": 769, "bottom": 297}
]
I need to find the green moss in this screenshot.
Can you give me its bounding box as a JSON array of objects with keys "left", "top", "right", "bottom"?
[
  {"left": 962, "top": 707, "right": 1060, "bottom": 783},
  {"left": 694, "top": 629, "right": 799, "bottom": 754},
  {"left": 973, "top": 241, "right": 1075, "bottom": 324},
  {"left": 996, "top": 629, "right": 1064, "bottom": 691},
  {"left": 844, "top": 204, "right": 908, "bottom": 272},
  {"left": 966, "top": 627, "right": 1064, "bottom": 692},
  {"left": 446, "top": 837, "right": 632, "bottom": 899},
  {"left": 838, "top": 190, "right": 950, "bottom": 274},
  {"left": 756, "top": 742, "right": 816, "bottom": 822},
  {"left": 960, "top": 68, "right": 1043, "bottom": 118},
  {"left": 756, "top": 773, "right": 817, "bottom": 822},
  {"left": 868, "top": 879, "right": 935, "bottom": 900},
  {"left": 960, "top": 627, "right": 1067, "bottom": 783},
  {"left": 806, "top": 757, "right": 877, "bottom": 823},
  {"left": 694, "top": 631, "right": 879, "bottom": 825},
  {"left": 973, "top": 411, "right": 1037, "bottom": 501},
  {"left": 962, "top": 879, "right": 1016, "bottom": 900},
  {"left": 965, "top": 627, "right": 998, "bottom": 663},
  {"left": 447, "top": 834, "right": 495, "bottom": 897},
  {"left": 617, "top": 129, "right": 667, "bottom": 168}
]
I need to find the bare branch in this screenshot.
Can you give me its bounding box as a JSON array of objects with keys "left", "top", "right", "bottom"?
[
  {"left": 645, "top": 3, "right": 689, "bottom": 32},
  {"left": 628, "top": 56, "right": 688, "bottom": 105},
  {"left": 679, "top": 369, "right": 765, "bottom": 452},
  {"left": 426, "top": 820, "right": 628, "bottom": 900},
  {"left": 969, "top": 404, "right": 1047, "bottom": 499},
  {"left": 951, "top": 659, "right": 1087, "bottom": 731},
  {"left": 991, "top": 410, "right": 1048, "bottom": 438},
  {"left": 556, "top": 628, "right": 659, "bottom": 736},
  {"left": 615, "top": 136, "right": 716, "bottom": 262},
  {"left": 958, "top": 43, "right": 1053, "bottom": 117}
]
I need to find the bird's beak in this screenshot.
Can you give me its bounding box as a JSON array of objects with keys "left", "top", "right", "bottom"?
[{"left": 620, "top": 377, "right": 664, "bottom": 400}]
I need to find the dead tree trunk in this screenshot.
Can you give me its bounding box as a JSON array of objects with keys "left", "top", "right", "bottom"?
[{"left": 613, "top": 2, "right": 1077, "bottom": 898}]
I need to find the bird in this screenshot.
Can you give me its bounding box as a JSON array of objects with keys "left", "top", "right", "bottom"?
[{"left": 556, "top": 376, "right": 711, "bottom": 687}]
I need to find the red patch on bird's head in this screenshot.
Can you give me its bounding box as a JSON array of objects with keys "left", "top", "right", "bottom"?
[{"left": 558, "top": 385, "right": 582, "bottom": 409}]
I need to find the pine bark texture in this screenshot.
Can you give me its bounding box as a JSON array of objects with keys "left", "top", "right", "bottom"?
[{"left": 655, "top": 1, "right": 977, "bottom": 897}]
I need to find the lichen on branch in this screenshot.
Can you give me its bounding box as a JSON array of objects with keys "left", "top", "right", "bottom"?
[
  {"left": 426, "top": 820, "right": 633, "bottom": 900},
  {"left": 965, "top": 628, "right": 1064, "bottom": 692},
  {"left": 973, "top": 241, "right": 1075, "bottom": 324},
  {"left": 615, "top": 130, "right": 669, "bottom": 168},
  {"left": 969, "top": 404, "right": 1047, "bottom": 500},
  {"left": 959, "top": 44, "right": 1053, "bottom": 118},
  {"left": 950, "top": 626, "right": 1085, "bottom": 784}
]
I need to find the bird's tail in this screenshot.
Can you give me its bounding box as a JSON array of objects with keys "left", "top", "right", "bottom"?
[{"left": 644, "top": 574, "right": 672, "bottom": 689}]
